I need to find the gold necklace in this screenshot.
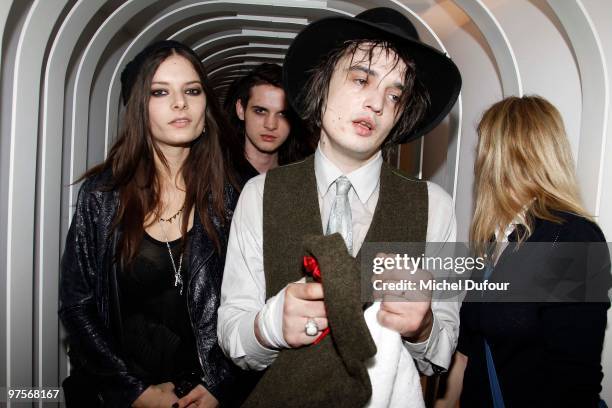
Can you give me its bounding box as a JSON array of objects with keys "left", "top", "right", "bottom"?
[{"left": 159, "top": 204, "right": 185, "bottom": 223}]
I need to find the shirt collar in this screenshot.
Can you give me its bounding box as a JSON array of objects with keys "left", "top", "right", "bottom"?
[
  {"left": 495, "top": 204, "right": 531, "bottom": 240},
  {"left": 314, "top": 144, "right": 382, "bottom": 204}
]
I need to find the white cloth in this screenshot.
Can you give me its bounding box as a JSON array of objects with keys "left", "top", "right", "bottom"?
[
  {"left": 218, "top": 146, "right": 460, "bottom": 404},
  {"left": 364, "top": 302, "right": 425, "bottom": 408}
]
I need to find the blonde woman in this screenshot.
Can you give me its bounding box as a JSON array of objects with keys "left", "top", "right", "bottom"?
[{"left": 441, "top": 96, "right": 610, "bottom": 407}]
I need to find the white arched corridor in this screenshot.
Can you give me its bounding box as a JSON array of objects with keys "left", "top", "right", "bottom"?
[{"left": 1, "top": 1, "right": 611, "bottom": 405}]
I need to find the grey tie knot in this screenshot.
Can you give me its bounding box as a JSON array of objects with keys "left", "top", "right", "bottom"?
[{"left": 335, "top": 176, "right": 351, "bottom": 196}]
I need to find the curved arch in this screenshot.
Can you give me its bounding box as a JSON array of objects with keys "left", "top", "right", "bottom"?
[
  {"left": 0, "top": 1, "right": 13, "bottom": 67},
  {"left": 168, "top": 13, "right": 307, "bottom": 43},
  {"left": 202, "top": 43, "right": 289, "bottom": 66},
  {"left": 208, "top": 62, "right": 269, "bottom": 79},
  {"left": 38, "top": 0, "right": 107, "bottom": 388},
  {"left": 452, "top": 0, "right": 523, "bottom": 96},
  {"left": 206, "top": 52, "right": 285, "bottom": 72},
  {"left": 5, "top": 0, "right": 68, "bottom": 390},
  {"left": 68, "top": 0, "right": 150, "bottom": 213},
  {"left": 103, "top": 5, "right": 316, "bottom": 154},
  {"left": 546, "top": 0, "right": 609, "bottom": 217},
  {"left": 388, "top": 1, "right": 464, "bottom": 200}
]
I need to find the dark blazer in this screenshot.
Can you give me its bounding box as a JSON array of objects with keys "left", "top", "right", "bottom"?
[
  {"left": 458, "top": 211, "right": 611, "bottom": 407},
  {"left": 59, "top": 170, "right": 240, "bottom": 407}
]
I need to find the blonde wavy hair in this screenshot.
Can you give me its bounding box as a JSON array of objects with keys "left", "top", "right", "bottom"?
[{"left": 470, "top": 95, "right": 590, "bottom": 256}]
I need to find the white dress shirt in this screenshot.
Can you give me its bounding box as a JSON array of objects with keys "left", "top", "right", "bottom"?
[{"left": 218, "top": 147, "right": 459, "bottom": 379}]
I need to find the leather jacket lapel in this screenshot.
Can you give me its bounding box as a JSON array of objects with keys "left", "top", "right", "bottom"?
[{"left": 187, "top": 210, "right": 215, "bottom": 288}]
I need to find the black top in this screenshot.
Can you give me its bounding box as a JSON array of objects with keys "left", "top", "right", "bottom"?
[
  {"left": 458, "top": 212, "right": 611, "bottom": 407},
  {"left": 239, "top": 160, "right": 260, "bottom": 186},
  {"left": 59, "top": 169, "right": 242, "bottom": 407},
  {"left": 119, "top": 231, "right": 201, "bottom": 385}
]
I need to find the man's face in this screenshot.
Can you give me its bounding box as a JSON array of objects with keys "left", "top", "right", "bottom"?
[
  {"left": 320, "top": 45, "right": 406, "bottom": 168},
  {"left": 236, "top": 84, "right": 290, "bottom": 155}
]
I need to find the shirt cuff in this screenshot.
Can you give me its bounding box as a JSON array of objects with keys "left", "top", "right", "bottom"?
[
  {"left": 402, "top": 313, "right": 450, "bottom": 375},
  {"left": 258, "top": 287, "right": 290, "bottom": 349},
  {"left": 237, "top": 310, "right": 279, "bottom": 370},
  {"left": 403, "top": 312, "right": 438, "bottom": 358}
]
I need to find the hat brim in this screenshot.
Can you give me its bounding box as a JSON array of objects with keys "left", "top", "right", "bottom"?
[{"left": 283, "top": 16, "right": 462, "bottom": 144}]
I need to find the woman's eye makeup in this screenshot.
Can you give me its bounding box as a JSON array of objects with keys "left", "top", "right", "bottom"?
[
  {"left": 150, "top": 89, "right": 167, "bottom": 97},
  {"left": 150, "top": 85, "right": 203, "bottom": 98},
  {"left": 185, "top": 87, "right": 202, "bottom": 95}
]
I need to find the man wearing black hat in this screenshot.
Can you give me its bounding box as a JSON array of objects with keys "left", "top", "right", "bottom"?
[{"left": 218, "top": 7, "right": 462, "bottom": 407}]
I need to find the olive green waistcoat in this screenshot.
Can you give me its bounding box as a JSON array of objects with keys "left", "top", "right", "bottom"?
[
  {"left": 262, "top": 155, "right": 428, "bottom": 297},
  {"left": 242, "top": 155, "right": 428, "bottom": 408}
]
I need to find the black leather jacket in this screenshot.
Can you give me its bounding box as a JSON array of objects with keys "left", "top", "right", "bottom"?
[{"left": 59, "top": 170, "right": 240, "bottom": 407}]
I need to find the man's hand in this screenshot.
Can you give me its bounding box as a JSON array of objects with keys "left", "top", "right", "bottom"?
[
  {"left": 132, "top": 383, "right": 178, "bottom": 408},
  {"left": 174, "top": 384, "right": 218, "bottom": 408},
  {"left": 282, "top": 282, "right": 328, "bottom": 347},
  {"left": 374, "top": 253, "right": 434, "bottom": 342}
]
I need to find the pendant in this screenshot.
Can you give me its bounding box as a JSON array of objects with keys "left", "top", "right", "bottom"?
[{"left": 174, "top": 271, "right": 184, "bottom": 295}]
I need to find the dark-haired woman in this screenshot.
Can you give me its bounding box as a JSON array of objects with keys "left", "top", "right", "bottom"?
[{"left": 59, "top": 41, "right": 241, "bottom": 408}]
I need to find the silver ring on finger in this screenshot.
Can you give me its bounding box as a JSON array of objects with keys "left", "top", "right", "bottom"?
[{"left": 304, "top": 318, "right": 319, "bottom": 336}]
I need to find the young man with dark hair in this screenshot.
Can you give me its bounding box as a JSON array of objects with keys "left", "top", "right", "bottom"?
[
  {"left": 218, "top": 8, "right": 462, "bottom": 406},
  {"left": 224, "top": 63, "right": 314, "bottom": 181}
]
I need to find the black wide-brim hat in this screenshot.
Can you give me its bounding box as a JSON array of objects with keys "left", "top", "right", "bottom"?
[{"left": 283, "top": 7, "right": 462, "bottom": 144}]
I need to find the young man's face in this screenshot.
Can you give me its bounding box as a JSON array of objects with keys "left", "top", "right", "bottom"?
[
  {"left": 320, "top": 45, "right": 406, "bottom": 167},
  {"left": 236, "top": 84, "right": 290, "bottom": 155}
]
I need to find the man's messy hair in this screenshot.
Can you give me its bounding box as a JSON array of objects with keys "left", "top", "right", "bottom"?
[{"left": 296, "top": 39, "right": 430, "bottom": 147}]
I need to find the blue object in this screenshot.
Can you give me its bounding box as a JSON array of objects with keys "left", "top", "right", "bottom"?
[
  {"left": 485, "top": 340, "right": 506, "bottom": 408},
  {"left": 482, "top": 260, "right": 505, "bottom": 407}
]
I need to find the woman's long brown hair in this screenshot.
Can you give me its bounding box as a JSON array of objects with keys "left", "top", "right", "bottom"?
[{"left": 80, "top": 45, "right": 239, "bottom": 268}]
